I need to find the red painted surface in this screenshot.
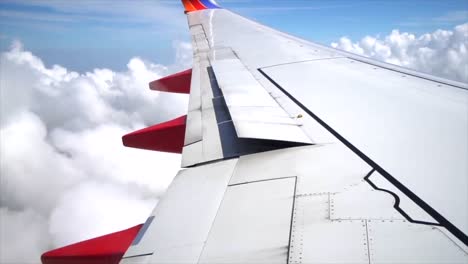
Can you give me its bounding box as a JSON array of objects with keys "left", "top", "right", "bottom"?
[
  {"left": 189, "top": 0, "right": 207, "bottom": 10},
  {"left": 181, "top": 0, "right": 204, "bottom": 12},
  {"left": 41, "top": 224, "right": 143, "bottom": 264},
  {"left": 122, "top": 115, "right": 187, "bottom": 153},
  {"left": 149, "top": 69, "right": 192, "bottom": 94}
]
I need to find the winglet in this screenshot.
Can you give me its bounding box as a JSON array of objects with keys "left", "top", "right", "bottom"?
[{"left": 181, "top": 0, "right": 220, "bottom": 13}]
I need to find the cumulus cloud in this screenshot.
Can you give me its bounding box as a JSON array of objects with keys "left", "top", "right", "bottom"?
[
  {"left": 0, "top": 41, "right": 190, "bottom": 263},
  {"left": 332, "top": 23, "right": 468, "bottom": 83}
]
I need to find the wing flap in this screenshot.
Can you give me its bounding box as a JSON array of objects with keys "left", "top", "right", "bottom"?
[{"left": 211, "top": 56, "right": 312, "bottom": 144}]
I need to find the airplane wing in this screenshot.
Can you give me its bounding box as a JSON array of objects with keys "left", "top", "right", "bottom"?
[{"left": 42, "top": 1, "right": 468, "bottom": 263}]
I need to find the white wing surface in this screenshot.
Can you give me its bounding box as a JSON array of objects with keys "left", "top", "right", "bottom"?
[
  {"left": 121, "top": 2, "right": 468, "bottom": 262},
  {"left": 121, "top": 1, "right": 468, "bottom": 264}
]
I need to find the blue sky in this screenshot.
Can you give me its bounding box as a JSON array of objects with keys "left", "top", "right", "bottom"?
[{"left": 1, "top": 0, "right": 467, "bottom": 72}]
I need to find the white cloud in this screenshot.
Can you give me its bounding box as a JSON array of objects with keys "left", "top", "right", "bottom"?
[
  {"left": 0, "top": 208, "right": 50, "bottom": 263},
  {"left": 49, "top": 180, "right": 157, "bottom": 246},
  {"left": 331, "top": 23, "right": 468, "bottom": 83},
  {"left": 0, "top": 41, "right": 190, "bottom": 262}
]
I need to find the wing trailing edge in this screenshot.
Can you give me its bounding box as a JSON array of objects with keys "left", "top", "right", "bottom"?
[{"left": 41, "top": 224, "right": 143, "bottom": 264}]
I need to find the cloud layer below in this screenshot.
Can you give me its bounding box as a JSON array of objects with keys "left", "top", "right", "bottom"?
[
  {"left": 332, "top": 23, "right": 468, "bottom": 83},
  {"left": 0, "top": 42, "right": 190, "bottom": 263}
]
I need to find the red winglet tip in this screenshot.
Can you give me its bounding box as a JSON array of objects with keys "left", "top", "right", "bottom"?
[
  {"left": 149, "top": 69, "right": 191, "bottom": 94},
  {"left": 122, "top": 115, "right": 187, "bottom": 153},
  {"left": 41, "top": 224, "right": 143, "bottom": 264}
]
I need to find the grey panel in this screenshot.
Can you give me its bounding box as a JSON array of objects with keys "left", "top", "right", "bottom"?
[
  {"left": 369, "top": 171, "right": 438, "bottom": 224},
  {"left": 230, "top": 144, "right": 371, "bottom": 195},
  {"left": 368, "top": 220, "right": 467, "bottom": 263},
  {"left": 330, "top": 181, "right": 402, "bottom": 220},
  {"left": 232, "top": 120, "right": 312, "bottom": 143},
  {"left": 199, "top": 57, "right": 214, "bottom": 111},
  {"left": 123, "top": 159, "right": 237, "bottom": 259},
  {"left": 263, "top": 58, "right": 468, "bottom": 236},
  {"left": 199, "top": 177, "right": 295, "bottom": 263},
  {"left": 199, "top": 56, "right": 223, "bottom": 161},
  {"left": 201, "top": 107, "right": 223, "bottom": 161},
  {"left": 211, "top": 57, "right": 312, "bottom": 144},
  {"left": 291, "top": 195, "right": 370, "bottom": 264},
  {"left": 184, "top": 110, "right": 202, "bottom": 146},
  {"left": 181, "top": 140, "right": 203, "bottom": 167},
  {"left": 187, "top": 60, "right": 201, "bottom": 112},
  {"left": 212, "top": 59, "right": 279, "bottom": 108},
  {"left": 228, "top": 106, "right": 296, "bottom": 124},
  {"left": 184, "top": 57, "right": 203, "bottom": 149}
]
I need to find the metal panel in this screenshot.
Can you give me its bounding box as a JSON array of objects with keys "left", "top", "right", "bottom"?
[
  {"left": 200, "top": 63, "right": 214, "bottom": 111},
  {"left": 184, "top": 54, "right": 203, "bottom": 152},
  {"left": 263, "top": 58, "right": 468, "bottom": 236},
  {"left": 291, "top": 195, "right": 370, "bottom": 264},
  {"left": 230, "top": 144, "right": 371, "bottom": 195},
  {"left": 261, "top": 82, "right": 338, "bottom": 144},
  {"left": 211, "top": 57, "right": 312, "bottom": 144},
  {"left": 201, "top": 107, "right": 223, "bottom": 161},
  {"left": 330, "top": 181, "right": 402, "bottom": 220},
  {"left": 227, "top": 106, "right": 296, "bottom": 124},
  {"left": 199, "top": 56, "right": 223, "bottom": 161},
  {"left": 368, "top": 220, "right": 468, "bottom": 263},
  {"left": 212, "top": 59, "right": 279, "bottom": 108},
  {"left": 187, "top": 60, "right": 201, "bottom": 112},
  {"left": 181, "top": 140, "right": 203, "bottom": 167},
  {"left": 184, "top": 110, "right": 202, "bottom": 145},
  {"left": 123, "top": 159, "right": 237, "bottom": 259},
  {"left": 199, "top": 177, "right": 295, "bottom": 263},
  {"left": 189, "top": 24, "right": 204, "bottom": 35},
  {"left": 190, "top": 24, "right": 210, "bottom": 52},
  {"left": 232, "top": 120, "right": 311, "bottom": 143},
  {"left": 369, "top": 171, "right": 438, "bottom": 224}
]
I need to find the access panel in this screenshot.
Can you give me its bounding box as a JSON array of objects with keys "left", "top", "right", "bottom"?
[{"left": 199, "top": 177, "right": 296, "bottom": 263}]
